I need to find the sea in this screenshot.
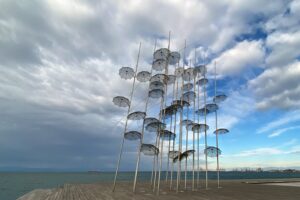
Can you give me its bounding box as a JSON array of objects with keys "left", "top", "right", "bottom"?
[{"left": 1, "top": 171, "right": 300, "bottom": 200}]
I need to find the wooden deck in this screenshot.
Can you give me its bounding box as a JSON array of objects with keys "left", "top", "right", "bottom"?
[{"left": 18, "top": 179, "right": 300, "bottom": 200}]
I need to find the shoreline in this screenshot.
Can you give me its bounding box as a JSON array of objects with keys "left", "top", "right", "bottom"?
[{"left": 17, "top": 178, "right": 300, "bottom": 200}]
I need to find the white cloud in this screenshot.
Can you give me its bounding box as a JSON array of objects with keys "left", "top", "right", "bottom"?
[
  {"left": 269, "top": 126, "right": 300, "bottom": 138},
  {"left": 266, "top": 31, "right": 300, "bottom": 66},
  {"left": 208, "top": 40, "right": 265, "bottom": 76},
  {"left": 232, "top": 147, "right": 283, "bottom": 157},
  {"left": 257, "top": 110, "right": 300, "bottom": 134},
  {"left": 250, "top": 61, "right": 300, "bottom": 110}
]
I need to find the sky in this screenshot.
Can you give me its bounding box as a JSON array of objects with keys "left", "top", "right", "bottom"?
[{"left": 0, "top": 0, "right": 300, "bottom": 172}]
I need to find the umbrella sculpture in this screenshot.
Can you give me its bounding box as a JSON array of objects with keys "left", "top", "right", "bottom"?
[{"left": 112, "top": 35, "right": 229, "bottom": 195}]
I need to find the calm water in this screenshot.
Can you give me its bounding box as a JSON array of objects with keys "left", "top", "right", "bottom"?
[{"left": 1, "top": 171, "right": 300, "bottom": 200}]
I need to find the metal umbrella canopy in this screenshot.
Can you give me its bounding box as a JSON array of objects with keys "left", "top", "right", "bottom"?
[
  {"left": 182, "top": 119, "right": 193, "bottom": 126},
  {"left": 205, "top": 103, "right": 219, "bottom": 113},
  {"left": 153, "top": 59, "right": 167, "bottom": 71},
  {"left": 158, "top": 130, "right": 176, "bottom": 140},
  {"left": 150, "top": 74, "right": 169, "bottom": 84},
  {"left": 169, "top": 151, "right": 180, "bottom": 159},
  {"left": 182, "top": 91, "right": 196, "bottom": 102},
  {"left": 182, "top": 68, "right": 197, "bottom": 81},
  {"left": 195, "top": 107, "right": 210, "bottom": 116},
  {"left": 149, "top": 89, "right": 164, "bottom": 98},
  {"left": 183, "top": 83, "right": 193, "bottom": 92},
  {"left": 167, "top": 75, "right": 176, "bottom": 85},
  {"left": 153, "top": 48, "right": 170, "bottom": 60},
  {"left": 172, "top": 99, "right": 190, "bottom": 107},
  {"left": 141, "top": 144, "right": 159, "bottom": 156},
  {"left": 113, "top": 96, "right": 130, "bottom": 107},
  {"left": 144, "top": 117, "right": 160, "bottom": 125},
  {"left": 194, "top": 65, "right": 207, "bottom": 76},
  {"left": 214, "top": 128, "right": 229, "bottom": 135},
  {"left": 173, "top": 150, "right": 195, "bottom": 162},
  {"left": 174, "top": 67, "right": 184, "bottom": 77},
  {"left": 137, "top": 71, "right": 151, "bottom": 82},
  {"left": 145, "top": 121, "right": 166, "bottom": 132},
  {"left": 204, "top": 146, "right": 222, "bottom": 158},
  {"left": 196, "top": 78, "right": 208, "bottom": 86},
  {"left": 213, "top": 94, "right": 227, "bottom": 103},
  {"left": 150, "top": 81, "right": 164, "bottom": 90},
  {"left": 124, "top": 131, "right": 142, "bottom": 141},
  {"left": 168, "top": 51, "right": 180, "bottom": 65},
  {"left": 127, "top": 111, "right": 146, "bottom": 120},
  {"left": 119, "top": 67, "right": 135, "bottom": 80},
  {"left": 192, "top": 123, "right": 209, "bottom": 132},
  {"left": 160, "top": 105, "right": 178, "bottom": 119}
]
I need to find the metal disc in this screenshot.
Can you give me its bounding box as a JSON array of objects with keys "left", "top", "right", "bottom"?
[
  {"left": 196, "top": 78, "right": 208, "bottom": 86},
  {"left": 204, "top": 146, "right": 221, "bottom": 158},
  {"left": 119, "top": 67, "right": 134, "bottom": 80},
  {"left": 213, "top": 94, "right": 227, "bottom": 103},
  {"left": 214, "top": 128, "right": 229, "bottom": 135},
  {"left": 195, "top": 108, "right": 210, "bottom": 116},
  {"left": 154, "top": 48, "right": 170, "bottom": 60},
  {"left": 182, "top": 91, "right": 196, "bottom": 102},
  {"left": 183, "top": 83, "right": 193, "bottom": 92},
  {"left": 112, "top": 96, "right": 130, "bottom": 107},
  {"left": 152, "top": 59, "right": 167, "bottom": 71},
  {"left": 124, "top": 131, "right": 141, "bottom": 141},
  {"left": 182, "top": 68, "right": 197, "bottom": 81},
  {"left": 168, "top": 51, "right": 180, "bottom": 65},
  {"left": 205, "top": 103, "right": 219, "bottom": 112},
  {"left": 144, "top": 117, "right": 159, "bottom": 125},
  {"left": 192, "top": 123, "right": 209, "bottom": 132},
  {"left": 158, "top": 130, "right": 176, "bottom": 140},
  {"left": 150, "top": 81, "right": 164, "bottom": 90},
  {"left": 137, "top": 71, "right": 151, "bottom": 82},
  {"left": 167, "top": 75, "right": 176, "bottom": 85},
  {"left": 175, "top": 67, "right": 184, "bottom": 77},
  {"left": 149, "top": 89, "right": 164, "bottom": 98},
  {"left": 127, "top": 111, "right": 146, "bottom": 120},
  {"left": 141, "top": 144, "right": 159, "bottom": 156},
  {"left": 145, "top": 121, "right": 166, "bottom": 132}
]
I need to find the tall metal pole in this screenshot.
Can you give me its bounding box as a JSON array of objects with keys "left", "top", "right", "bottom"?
[
  {"left": 153, "top": 100, "right": 163, "bottom": 192},
  {"left": 133, "top": 40, "right": 157, "bottom": 192},
  {"left": 195, "top": 49, "right": 201, "bottom": 188},
  {"left": 113, "top": 42, "right": 142, "bottom": 192},
  {"left": 176, "top": 40, "right": 186, "bottom": 193},
  {"left": 204, "top": 66, "right": 208, "bottom": 190},
  {"left": 192, "top": 67, "right": 196, "bottom": 191},
  {"left": 157, "top": 31, "right": 171, "bottom": 195},
  {"left": 166, "top": 73, "right": 176, "bottom": 183},
  {"left": 170, "top": 63, "right": 179, "bottom": 190},
  {"left": 214, "top": 61, "right": 220, "bottom": 188},
  {"left": 184, "top": 78, "right": 190, "bottom": 190}
]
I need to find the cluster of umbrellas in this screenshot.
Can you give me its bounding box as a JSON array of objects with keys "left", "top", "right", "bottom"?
[{"left": 112, "top": 38, "right": 229, "bottom": 195}]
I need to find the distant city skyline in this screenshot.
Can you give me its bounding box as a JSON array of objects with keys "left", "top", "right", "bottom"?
[{"left": 0, "top": 0, "right": 299, "bottom": 172}]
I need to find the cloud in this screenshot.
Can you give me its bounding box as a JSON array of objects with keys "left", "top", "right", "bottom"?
[
  {"left": 232, "top": 147, "right": 283, "bottom": 157},
  {"left": 208, "top": 40, "right": 265, "bottom": 76},
  {"left": 257, "top": 110, "right": 300, "bottom": 134},
  {"left": 0, "top": 0, "right": 298, "bottom": 171},
  {"left": 249, "top": 61, "right": 300, "bottom": 110},
  {"left": 269, "top": 126, "right": 300, "bottom": 138}
]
